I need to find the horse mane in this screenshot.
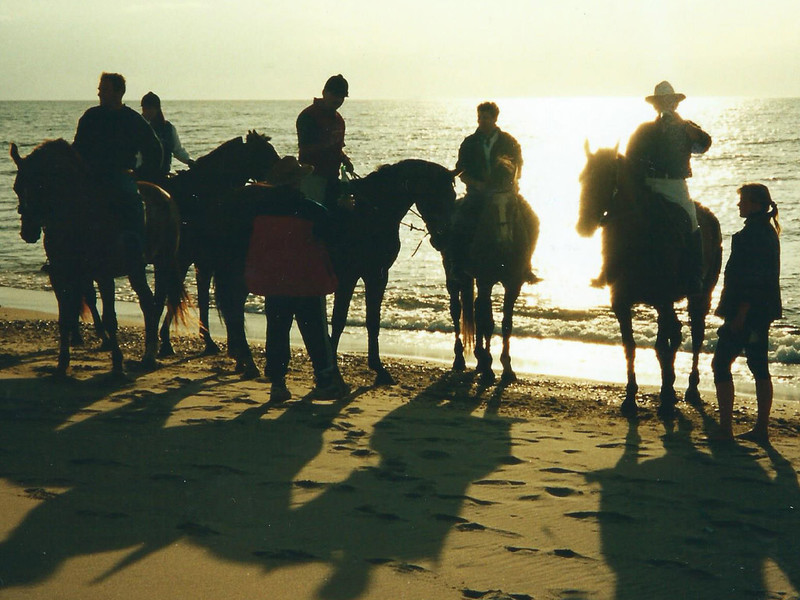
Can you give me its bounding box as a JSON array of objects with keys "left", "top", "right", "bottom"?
[
  {"left": 193, "top": 137, "right": 244, "bottom": 172},
  {"left": 26, "top": 138, "right": 83, "bottom": 170}
]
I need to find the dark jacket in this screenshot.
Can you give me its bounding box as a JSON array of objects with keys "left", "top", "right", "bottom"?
[
  {"left": 716, "top": 212, "right": 782, "bottom": 323},
  {"left": 626, "top": 113, "right": 711, "bottom": 180},
  {"left": 73, "top": 105, "right": 162, "bottom": 181},
  {"left": 456, "top": 128, "right": 522, "bottom": 195}
]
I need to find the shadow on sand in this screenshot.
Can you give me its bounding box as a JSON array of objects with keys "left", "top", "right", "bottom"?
[{"left": 0, "top": 368, "right": 514, "bottom": 599}]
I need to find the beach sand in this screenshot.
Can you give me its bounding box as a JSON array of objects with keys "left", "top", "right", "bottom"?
[{"left": 1, "top": 307, "right": 800, "bottom": 600}]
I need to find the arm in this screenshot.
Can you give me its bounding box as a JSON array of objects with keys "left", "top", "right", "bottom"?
[
  {"left": 684, "top": 120, "right": 712, "bottom": 154},
  {"left": 170, "top": 124, "right": 193, "bottom": 165}
]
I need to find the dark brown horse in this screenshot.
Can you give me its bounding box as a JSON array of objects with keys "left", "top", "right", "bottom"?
[
  {"left": 443, "top": 192, "right": 539, "bottom": 384},
  {"left": 157, "top": 131, "right": 280, "bottom": 356},
  {"left": 214, "top": 159, "right": 456, "bottom": 385},
  {"left": 576, "top": 143, "right": 722, "bottom": 417},
  {"left": 10, "top": 139, "right": 188, "bottom": 376}
]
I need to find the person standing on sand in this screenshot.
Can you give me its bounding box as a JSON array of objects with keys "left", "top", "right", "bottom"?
[
  {"left": 72, "top": 72, "right": 162, "bottom": 263},
  {"left": 243, "top": 156, "right": 349, "bottom": 403},
  {"left": 295, "top": 74, "right": 354, "bottom": 210},
  {"left": 140, "top": 91, "right": 194, "bottom": 183},
  {"left": 712, "top": 183, "right": 782, "bottom": 442}
]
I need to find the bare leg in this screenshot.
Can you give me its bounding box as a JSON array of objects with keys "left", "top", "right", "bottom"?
[
  {"left": 714, "top": 380, "right": 735, "bottom": 440},
  {"left": 739, "top": 378, "right": 772, "bottom": 442}
]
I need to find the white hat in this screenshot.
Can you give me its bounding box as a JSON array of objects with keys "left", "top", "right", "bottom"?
[{"left": 645, "top": 81, "right": 686, "bottom": 105}]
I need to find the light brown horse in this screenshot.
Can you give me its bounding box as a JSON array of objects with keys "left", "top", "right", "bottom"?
[
  {"left": 576, "top": 143, "right": 722, "bottom": 417},
  {"left": 11, "top": 139, "right": 188, "bottom": 376}
]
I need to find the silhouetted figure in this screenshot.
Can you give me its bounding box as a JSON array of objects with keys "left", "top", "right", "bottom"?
[
  {"left": 450, "top": 101, "right": 537, "bottom": 284},
  {"left": 140, "top": 91, "right": 193, "bottom": 183},
  {"left": 72, "top": 72, "right": 162, "bottom": 263},
  {"left": 712, "top": 183, "right": 782, "bottom": 442},
  {"left": 296, "top": 74, "right": 354, "bottom": 209},
  {"left": 621, "top": 81, "right": 712, "bottom": 293},
  {"left": 243, "top": 156, "right": 348, "bottom": 402}
]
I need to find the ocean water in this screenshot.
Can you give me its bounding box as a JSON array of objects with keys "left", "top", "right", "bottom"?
[{"left": 1, "top": 98, "right": 798, "bottom": 396}]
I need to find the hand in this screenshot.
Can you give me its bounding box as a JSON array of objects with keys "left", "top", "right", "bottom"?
[
  {"left": 342, "top": 155, "right": 354, "bottom": 174},
  {"left": 338, "top": 194, "right": 355, "bottom": 211}
]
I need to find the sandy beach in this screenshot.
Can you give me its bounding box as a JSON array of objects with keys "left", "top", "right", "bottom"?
[{"left": 1, "top": 307, "right": 800, "bottom": 600}]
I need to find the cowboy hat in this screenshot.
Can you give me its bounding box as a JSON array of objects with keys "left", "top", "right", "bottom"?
[
  {"left": 645, "top": 81, "right": 686, "bottom": 105},
  {"left": 264, "top": 156, "right": 314, "bottom": 186}
]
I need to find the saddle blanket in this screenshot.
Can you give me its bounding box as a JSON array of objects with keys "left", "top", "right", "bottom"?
[{"left": 245, "top": 215, "right": 338, "bottom": 297}]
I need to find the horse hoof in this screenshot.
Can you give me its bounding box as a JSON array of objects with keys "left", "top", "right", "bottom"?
[
  {"left": 684, "top": 387, "right": 702, "bottom": 406},
  {"left": 98, "top": 340, "right": 112, "bottom": 351},
  {"left": 453, "top": 356, "right": 466, "bottom": 372},
  {"left": 373, "top": 370, "right": 395, "bottom": 386},
  {"left": 203, "top": 342, "right": 221, "bottom": 356},
  {"left": 479, "top": 370, "right": 496, "bottom": 386},
  {"left": 620, "top": 399, "right": 638, "bottom": 418},
  {"left": 140, "top": 357, "right": 158, "bottom": 372},
  {"left": 241, "top": 365, "right": 260, "bottom": 380},
  {"left": 500, "top": 370, "right": 517, "bottom": 385},
  {"left": 657, "top": 401, "right": 675, "bottom": 419},
  {"left": 158, "top": 344, "right": 176, "bottom": 358}
]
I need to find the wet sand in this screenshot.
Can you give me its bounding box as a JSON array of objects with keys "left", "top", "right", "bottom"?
[{"left": 1, "top": 307, "right": 800, "bottom": 599}]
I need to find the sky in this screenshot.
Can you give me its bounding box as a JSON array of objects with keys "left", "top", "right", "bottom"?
[{"left": 1, "top": 0, "right": 799, "bottom": 100}]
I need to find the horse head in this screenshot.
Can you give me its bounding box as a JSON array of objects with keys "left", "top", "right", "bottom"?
[
  {"left": 576, "top": 140, "right": 620, "bottom": 237},
  {"left": 400, "top": 160, "right": 457, "bottom": 251},
  {"left": 244, "top": 130, "right": 280, "bottom": 182},
  {"left": 11, "top": 142, "right": 44, "bottom": 243},
  {"left": 10, "top": 139, "right": 85, "bottom": 244}
]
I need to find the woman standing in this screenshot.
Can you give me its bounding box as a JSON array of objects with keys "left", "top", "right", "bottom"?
[
  {"left": 712, "top": 183, "right": 782, "bottom": 442},
  {"left": 140, "top": 91, "right": 193, "bottom": 181}
]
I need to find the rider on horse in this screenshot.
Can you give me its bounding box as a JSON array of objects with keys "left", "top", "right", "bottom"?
[
  {"left": 450, "top": 101, "right": 538, "bottom": 283},
  {"left": 72, "top": 72, "right": 163, "bottom": 265},
  {"left": 596, "top": 81, "right": 712, "bottom": 293}
]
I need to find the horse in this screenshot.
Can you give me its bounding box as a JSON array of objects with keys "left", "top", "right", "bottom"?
[
  {"left": 10, "top": 139, "right": 189, "bottom": 376},
  {"left": 442, "top": 190, "right": 540, "bottom": 385},
  {"left": 576, "top": 142, "right": 722, "bottom": 417},
  {"left": 156, "top": 130, "right": 280, "bottom": 357},
  {"left": 214, "top": 159, "right": 456, "bottom": 385}
]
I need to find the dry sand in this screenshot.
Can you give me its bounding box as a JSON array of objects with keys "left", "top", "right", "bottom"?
[{"left": 1, "top": 307, "right": 800, "bottom": 600}]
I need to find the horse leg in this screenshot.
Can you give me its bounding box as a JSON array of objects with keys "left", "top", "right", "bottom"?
[
  {"left": 655, "top": 305, "right": 681, "bottom": 417},
  {"left": 446, "top": 272, "right": 465, "bottom": 371},
  {"left": 364, "top": 271, "right": 394, "bottom": 386},
  {"left": 85, "top": 279, "right": 110, "bottom": 349},
  {"left": 196, "top": 264, "right": 220, "bottom": 355},
  {"left": 475, "top": 281, "right": 495, "bottom": 384},
  {"left": 613, "top": 302, "right": 638, "bottom": 417},
  {"left": 685, "top": 294, "right": 710, "bottom": 405},
  {"left": 52, "top": 280, "right": 81, "bottom": 377},
  {"left": 499, "top": 282, "right": 522, "bottom": 384},
  {"left": 216, "top": 271, "right": 258, "bottom": 379},
  {"left": 96, "top": 277, "right": 125, "bottom": 374},
  {"left": 330, "top": 275, "right": 357, "bottom": 354},
  {"left": 128, "top": 267, "right": 158, "bottom": 370}
]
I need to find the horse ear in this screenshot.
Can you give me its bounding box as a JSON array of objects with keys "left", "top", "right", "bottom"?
[
  {"left": 10, "top": 143, "right": 22, "bottom": 167},
  {"left": 613, "top": 141, "right": 620, "bottom": 155},
  {"left": 583, "top": 139, "right": 591, "bottom": 157}
]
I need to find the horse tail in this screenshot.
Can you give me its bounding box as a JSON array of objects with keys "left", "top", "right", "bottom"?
[{"left": 460, "top": 280, "right": 475, "bottom": 351}]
